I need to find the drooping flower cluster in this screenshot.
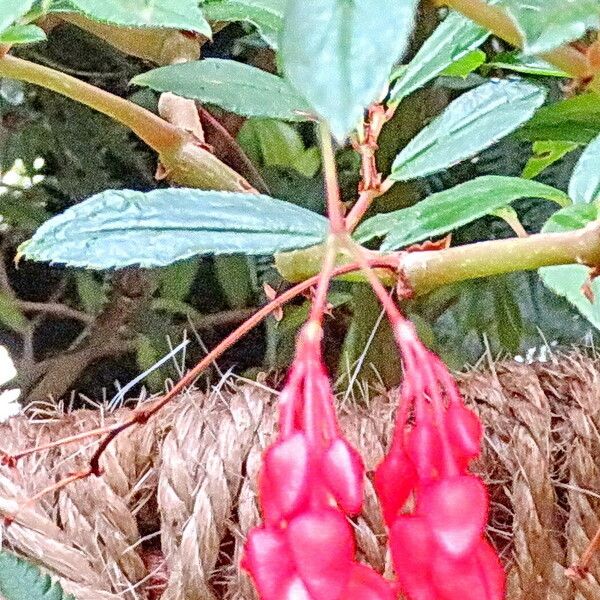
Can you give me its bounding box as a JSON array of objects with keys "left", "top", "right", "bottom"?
[
  {"left": 375, "top": 320, "right": 505, "bottom": 600},
  {"left": 243, "top": 322, "right": 394, "bottom": 600}
]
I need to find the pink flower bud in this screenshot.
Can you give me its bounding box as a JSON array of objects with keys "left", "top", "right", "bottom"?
[
  {"left": 431, "top": 540, "right": 505, "bottom": 600},
  {"left": 262, "top": 433, "right": 311, "bottom": 521},
  {"left": 374, "top": 448, "right": 417, "bottom": 526},
  {"left": 322, "top": 438, "right": 364, "bottom": 516},
  {"left": 406, "top": 421, "right": 444, "bottom": 482},
  {"left": 445, "top": 403, "right": 483, "bottom": 463},
  {"left": 287, "top": 508, "right": 354, "bottom": 600},
  {"left": 341, "top": 564, "right": 395, "bottom": 600},
  {"left": 243, "top": 527, "right": 296, "bottom": 600},
  {"left": 418, "top": 475, "right": 488, "bottom": 558},
  {"left": 389, "top": 515, "right": 438, "bottom": 600}
]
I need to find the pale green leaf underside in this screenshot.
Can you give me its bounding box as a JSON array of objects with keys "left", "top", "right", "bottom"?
[
  {"left": 0, "top": 551, "right": 75, "bottom": 600},
  {"left": 0, "top": 0, "right": 35, "bottom": 34},
  {"left": 569, "top": 133, "right": 600, "bottom": 204},
  {"left": 500, "top": 0, "right": 600, "bottom": 54},
  {"left": 355, "top": 175, "right": 568, "bottom": 250},
  {"left": 391, "top": 80, "right": 546, "bottom": 182},
  {"left": 202, "top": 0, "right": 284, "bottom": 48},
  {"left": 282, "top": 0, "right": 419, "bottom": 141},
  {"left": 20, "top": 189, "right": 328, "bottom": 269},
  {"left": 132, "top": 59, "right": 312, "bottom": 122},
  {"left": 539, "top": 203, "right": 600, "bottom": 330},
  {"left": 390, "top": 11, "right": 489, "bottom": 104},
  {"left": 51, "top": 0, "right": 211, "bottom": 35},
  {"left": 0, "top": 23, "right": 45, "bottom": 44}
]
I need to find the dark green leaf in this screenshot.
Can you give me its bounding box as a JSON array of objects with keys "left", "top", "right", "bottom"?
[
  {"left": 214, "top": 255, "right": 254, "bottom": 309},
  {"left": 281, "top": 0, "right": 419, "bottom": 140},
  {"left": 355, "top": 175, "right": 568, "bottom": 250},
  {"left": 57, "top": 0, "right": 211, "bottom": 35},
  {"left": 202, "top": 0, "right": 284, "bottom": 48},
  {"left": 75, "top": 272, "right": 106, "bottom": 315},
  {"left": 158, "top": 259, "right": 199, "bottom": 302},
  {"left": 132, "top": 59, "right": 312, "bottom": 122},
  {"left": 520, "top": 93, "right": 600, "bottom": 144},
  {"left": 0, "top": 293, "right": 28, "bottom": 333},
  {"left": 522, "top": 140, "right": 579, "bottom": 179},
  {"left": 390, "top": 80, "right": 546, "bottom": 182},
  {"left": 0, "top": 551, "right": 74, "bottom": 600},
  {"left": 500, "top": 0, "right": 600, "bottom": 54},
  {"left": 136, "top": 335, "right": 165, "bottom": 390},
  {"left": 0, "top": 24, "right": 45, "bottom": 44},
  {"left": 390, "top": 11, "right": 488, "bottom": 104},
  {"left": 539, "top": 203, "right": 600, "bottom": 330},
  {"left": 491, "top": 276, "right": 523, "bottom": 353},
  {"left": 0, "top": 0, "right": 34, "bottom": 34},
  {"left": 486, "top": 52, "right": 568, "bottom": 77},
  {"left": 569, "top": 133, "right": 600, "bottom": 204},
  {"left": 19, "top": 188, "right": 328, "bottom": 269}
]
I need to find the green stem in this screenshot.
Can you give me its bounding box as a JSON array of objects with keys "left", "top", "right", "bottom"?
[
  {"left": 443, "top": 0, "right": 591, "bottom": 79},
  {"left": 276, "top": 221, "right": 600, "bottom": 293}
]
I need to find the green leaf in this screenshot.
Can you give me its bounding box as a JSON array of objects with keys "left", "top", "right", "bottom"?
[
  {"left": 0, "top": 0, "right": 34, "bottom": 34},
  {"left": 75, "top": 272, "right": 107, "bottom": 314},
  {"left": 520, "top": 93, "right": 600, "bottom": 144},
  {"left": 132, "top": 59, "right": 312, "bottom": 122},
  {"left": 57, "top": 0, "right": 211, "bottom": 35},
  {"left": 150, "top": 297, "right": 200, "bottom": 318},
  {"left": 0, "top": 551, "right": 74, "bottom": 600},
  {"left": 500, "top": 0, "right": 600, "bottom": 55},
  {"left": 158, "top": 258, "right": 199, "bottom": 302},
  {"left": 136, "top": 335, "right": 165, "bottom": 390},
  {"left": 19, "top": 188, "right": 328, "bottom": 269},
  {"left": 214, "top": 255, "right": 254, "bottom": 309},
  {"left": 0, "top": 293, "right": 28, "bottom": 333},
  {"left": 439, "top": 50, "right": 486, "bottom": 79},
  {"left": 390, "top": 11, "right": 489, "bottom": 104},
  {"left": 281, "top": 0, "right": 419, "bottom": 141},
  {"left": 201, "top": 0, "right": 284, "bottom": 48},
  {"left": 539, "top": 203, "right": 600, "bottom": 330},
  {"left": 0, "top": 24, "right": 45, "bottom": 44},
  {"left": 569, "top": 133, "right": 600, "bottom": 204},
  {"left": 390, "top": 80, "right": 546, "bottom": 182},
  {"left": 522, "top": 140, "right": 579, "bottom": 179},
  {"left": 355, "top": 175, "right": 568, "bottom": 250},
  {"left": 491, "top": 276, "right": 523, "bottom": 353},
  {"left": 486, "top": 52, "right": 568, "bottom": 77}
]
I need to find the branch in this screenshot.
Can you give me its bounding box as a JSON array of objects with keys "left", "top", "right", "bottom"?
[
  {"left": 275, "top": 222, "right": 600, "bottom": 293},
  {"left": 15, "top": 300, "right": 93, "bottom": 324},
  {"left": 441, "top": 0, "right": 591, "bottom": 79}
]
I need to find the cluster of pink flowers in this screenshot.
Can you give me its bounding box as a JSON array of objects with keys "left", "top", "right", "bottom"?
[{"left": 243, "top": 317, "right": 505, "bottom": 600}]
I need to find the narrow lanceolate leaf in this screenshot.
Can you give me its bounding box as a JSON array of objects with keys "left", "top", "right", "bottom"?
[
  {"left": 0, "top": 24, "right": 45, "bottom": 45},
  {"left": 520, "top": 93, "right": 600, "bottom": 144},
  {"left": 132, "top": 59, "right": 312, "bottom": 122},
  {"left": 539, "top": 204, "right": 600, "bottom": 330},
  {"left": 202, "top": 0, "right": 284, "bottom": 48},
  {"left": 19, "top": 189, "right": 328, "bottom": 269},
  {"left": 569, "top": 133, "right": 600, "bottom": 204},
  {"left": 0, "top": 0, "right": 34, "bottom": 34},
  {"left": 354, "top": 176, "right": 568, "bottom": 250},
  {"left": 57, "top": 0, "right": 211, "bottom": 35},
  {"left": 0, "top": 551, "right": 75, "bottom": 600},
  {"left": 282, "top": 0, "right": 419, "bottom": 141},
  {"left": 390, "top": 80, "right": 546, "bottom": 182},
  {"left": 522, "top": 140, "right": 579, "bottom": 179},
  {"left": 390, "top": 11, "right": 489, "bottom": 105},
  {"left": 500, "top": 0, "right": 600, "bottom": 55},
  {"left": 487, "top": 52, "right": 568, "bottom": 77}
]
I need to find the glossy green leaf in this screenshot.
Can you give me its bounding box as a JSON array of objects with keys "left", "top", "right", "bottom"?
[
  {"left": 539, "top": 203, "right": 600, "bottom": 330},
  {"left": 202, "top": 0, "right": 284, "bottom": 48},
  {"left": 486, "top": 52, "right": 568, "bottom": 77},
  {"left": 520, "top": 93, "right": 600, "bottom": 144},
  {"left": 569, "top": 133, "right": 600, "bottom": 204},
  {"left": 439, "top": 50, "right": 486, "bottom": 79},
  {"left": 0, "top": 0, "right": 34, "bottom": 34},
  {"left": 0, "top": 551, "right": 74, "bottom": 600},
  {"left": 390, "top": 80, "right": 546, "bottom": 182},
  {"left": 500, "top": 0, "right": 600, "bottom": 54},
  {"left": 522, "top": 140, "right": 579, "bottom": 179},
  {"left": 19, "top": 188, "right": 328, "bottom": 269},
  {"left": 132, "top": 59, "right": 312, "bottom": 122},
  {"left": 355, "top": 176, "right": 568, "bottom": 250},
  {"left": 0, "top": 24, "right": 45, "bottom": 44},
  {"left": 59, "top": 0, "right": 211, "bottom": 35},
  {"left": 390, "top": 11, "right": 488, "bottom": 104},
  {"left": 281, "top": 0, "right": 419, "bottom": 141}
]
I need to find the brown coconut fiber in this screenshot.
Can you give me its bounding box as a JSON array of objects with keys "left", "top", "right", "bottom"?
[{"left": 2, "top": 352, "right": 600, "bottom": 600}]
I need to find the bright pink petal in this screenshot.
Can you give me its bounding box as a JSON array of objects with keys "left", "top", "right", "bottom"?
[
  {"left": 445, "top": 403, "right": 482, "bottom": 463},
  {"left": 323, "top": 438, "right": 365, "bottom": 516},
  {"left": 341, "top": 564, "right": 395, "bottom": 600},
  {"left": 287, "top": 509, "right": 354, "bottom": 600},
  {"left": 374, "top": 449, "right": 417, "bottom": 526},
  {"left": 418, "top": 475, "right": 488, "bottom": 558},
  {"left": 406, "top": 422, "right": 444, "bottom": 482}
]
